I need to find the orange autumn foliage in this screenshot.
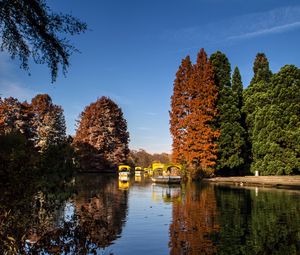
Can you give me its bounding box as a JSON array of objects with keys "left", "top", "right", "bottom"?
[
  {"left": 170, "top": 48, "right": 219, "bottom": 177},
  {"left": 169, "top": 184, "right": 220, "bottom": 254}
]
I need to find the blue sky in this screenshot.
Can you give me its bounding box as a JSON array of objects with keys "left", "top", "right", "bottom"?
[{"left": 0, "top": 0, "right": 300, "bottom": 153}]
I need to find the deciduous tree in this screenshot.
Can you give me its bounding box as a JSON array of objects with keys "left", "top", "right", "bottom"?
[
  {"left": 186, "top": 49, "right": 219, "bottom": 177},
  {"left": 0, "top": 97, "right": 32, "bottom": 138},
  {"left": 74, "top": 97, "right": 129, "bottom": 171},
  {"left": 31, "top": 94, "right": 66, "bottom": 151},
  {"left": 170, "top": 56, "right": 192, "bottom": 164}
]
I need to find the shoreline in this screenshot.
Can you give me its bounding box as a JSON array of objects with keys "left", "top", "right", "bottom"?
[{"left": 202, "top": 176, "right": 300, "bottom": 190}]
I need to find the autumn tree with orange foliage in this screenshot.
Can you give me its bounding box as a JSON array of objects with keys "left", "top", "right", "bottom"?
[
  {"left": 31, "top": 94, "right": 66, "bottom": 151},
  {"left": 170, "top": 56, "right": 193, "bottom": 164},
  {"left": 74, "top": 97, "right": 129, "bottom": 172},
  {"left": 187, "top": 49, "right": 219, "bottom": 177},
  {"left": 170, "top": 49, "right": 219, "bottom": 178}
]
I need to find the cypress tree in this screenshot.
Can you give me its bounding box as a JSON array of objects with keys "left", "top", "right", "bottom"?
[
  {"left": 251, "top": 65, "right": 300, "bottom": 175},
  {"left": 232, "top": 67, "right": 243, "bottom": 110},
  {"left": 250, "top": 53, "right": 272, "bottom": 85},
  {"left": 210, "top": 52, "right": 246, "bottom": 175},
  {"left": 243, "top": 53, "right": 272, "bottom": 139},
  {"left": 170, "top": 56, "right": 193, "bottom": 164},
  {"left": 243, "top": 53, "right": 272, "bottom": 173},
  {"left": 186, "top": 49, "right": 219, "bottom": 178}
]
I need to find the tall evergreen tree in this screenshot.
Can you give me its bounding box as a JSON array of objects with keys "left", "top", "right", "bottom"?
[
  {"left": 232, "top": 67, "right": 243, "bottom": 110},
  {"left": 251, "top": 65, "right": 300, "bottom": 175},
  {"left": 74, "top": 97, "right": 129, "bottom": 171},
  {"left": 243, "top": 53, "right": 272, "bottom": 172},
  {"left": 250, "top": 53, "right": 272, "bottom": 85},
  {"left": 186, "top": 49, "right": 219, "bottom": 178},
  {"left": 210, "top": 52, "right": 246, "bottom": 175},
  {"left": 243, "top": 53, "right": 272, "bottom": 139},
  {"left": 170, "top": 56, "right": 193, "bottom": 164}
]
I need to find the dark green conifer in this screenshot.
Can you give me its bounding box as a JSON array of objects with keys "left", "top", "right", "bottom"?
[
  {"left": 250, "top": 53, "right": 272, "bottom": 85},
  {"left": 232, "top": 67, "right": 243, "bottom": 109},
  {"left": 243, "top": 53, "right": 272, "bottom": 141},
  {"left": 251, "top": 65, "right": 300, "bottom": 175},
  {"left": 210, "top": 52, "right": 246, "bottom": 175}
]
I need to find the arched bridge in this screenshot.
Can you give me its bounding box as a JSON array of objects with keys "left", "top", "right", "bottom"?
[{"left": 152, "top": 163, "right": 182, "bottom": 172}]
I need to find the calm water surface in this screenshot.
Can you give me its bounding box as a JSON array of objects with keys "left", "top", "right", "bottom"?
[{"left": 1, "top": 173, "right": 300, "bottom": 254}]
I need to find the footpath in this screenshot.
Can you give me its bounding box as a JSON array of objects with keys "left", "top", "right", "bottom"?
[{"left": 202, "top": 176, "right": 300, "bottom": 190}]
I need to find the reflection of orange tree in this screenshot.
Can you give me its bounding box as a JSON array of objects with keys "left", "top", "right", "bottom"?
[
  {"left": 169, "top": 183, "right": 220, "bottom": 255},
  {"left": 27, "top": 175, "right": 128, "bottom": 254},
  {"left": 74, "top": 175, "right": 128, "bottom": 248}
]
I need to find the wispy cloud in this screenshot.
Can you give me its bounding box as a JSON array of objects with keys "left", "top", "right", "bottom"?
[
  {"left": 228, "top": 21, "right": 300, "bottom": 40},
  {"left": 0, "top": 81, "right": 37, "bottom": 101},
  {"left": 162, "top": 5, "right": 300, "bottom": 46}
]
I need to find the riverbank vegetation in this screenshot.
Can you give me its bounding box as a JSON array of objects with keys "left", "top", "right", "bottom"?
[
  {"left": 170, "top": 48, "right": 300, "bottom": 178},
  {"left": 1, "top": 49, "right": 299, "bottom": 180}
]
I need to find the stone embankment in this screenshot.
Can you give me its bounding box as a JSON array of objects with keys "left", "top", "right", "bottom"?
[{"left": 202, "top": 176, "right": 300, "bottom": 190}]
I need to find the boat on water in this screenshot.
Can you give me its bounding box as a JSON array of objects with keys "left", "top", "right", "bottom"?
[
  {"left": 134, "top": 166, "right": 144, "bottom": 177},
  {"left": 118, "top": 164, "right": 131, "bottom": 182},
  {"left": 151, "top": 162, "right": 182, "bottom": 184},
  {"left": 151, "top": 175, "right": 181, "bottom": 184}
]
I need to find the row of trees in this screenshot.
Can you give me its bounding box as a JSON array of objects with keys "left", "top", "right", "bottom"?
[
  {"left": 170, "top": 48, "right": 300, "bottom": 177},
  {"left": 0, "top": 95, "right": 131, "bottom": 173},
  {"left": 128, "top": 149, "right": 171, "bottom": 168},
  {"left": 0, "top": 94, "right": 66, "bottom": 150},
  {"left": 0, "top": 94, "right": 75, "bottom": 183}
]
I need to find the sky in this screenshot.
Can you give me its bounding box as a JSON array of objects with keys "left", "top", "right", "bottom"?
[{"left": 0, "top": 0, "right": 300, "bottom": 153}]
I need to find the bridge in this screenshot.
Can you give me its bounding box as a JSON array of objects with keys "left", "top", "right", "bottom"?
[{"left": 152, "top": 163, "right": 182, "bottom": 172}]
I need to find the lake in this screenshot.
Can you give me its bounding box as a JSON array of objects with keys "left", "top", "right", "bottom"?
[{"left": 1, "top": 173, "right": 300, "bottom": 254}]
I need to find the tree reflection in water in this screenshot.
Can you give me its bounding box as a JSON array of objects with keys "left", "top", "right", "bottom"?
[
  {"left": 215, "top": 186, "right": 300, "bottom": 255},
  {"left": 0, "top": 173, "right": 128, "bottom": 254},
  {"left": 2, "top": 174, "right": 300, "bottom": 255},
  {"left": 169, "top": 183, "right": 220, "bottom": 255},
  {"left": 169, "top": 184, "right": 300, "bottom": 255}
]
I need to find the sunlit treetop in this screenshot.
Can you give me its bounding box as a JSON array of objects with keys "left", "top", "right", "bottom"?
[{"left": 0, "top": 0, "right": 87, "bottom": 82}]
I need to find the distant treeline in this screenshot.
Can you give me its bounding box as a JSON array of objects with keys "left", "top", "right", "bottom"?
[
  {"left": 170, "top": 48, "right": 300, "bottom": 178},
  {"left": 128, "top": 149, "right": 171, "bottom": 168}
]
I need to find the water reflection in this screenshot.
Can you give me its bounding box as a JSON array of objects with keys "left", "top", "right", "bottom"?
[
  {"left": 1, "top": 174, "right": 300, "bottom": 254},
  {"left": 215, "top": 186, "right": 300, "bottom": 255},
  {"left": 31, "top": 174, "right": 129, "bottom": 254},
  {"left": 0, "top": 173, "right": 129, "bottom": 254},
  {"left": 152, "top": 184, "right": 182, "bottom": 203},
  {"left": 169, "top": 183, "right": 220, "bottom": 255}
]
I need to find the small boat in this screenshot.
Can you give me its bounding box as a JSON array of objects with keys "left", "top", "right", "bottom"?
[
  {"left": 118, "top": 164, "right": 131, "bottom": 181},
  {"left": 151, "top": 176, "right": 181, "bottom": 184},
  {"left": 119, "top": 172, "right": 130, "bottom": 182},
  {"left": 134, "top": 166, "right": 144, "bottom": 177}
]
